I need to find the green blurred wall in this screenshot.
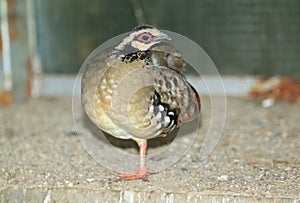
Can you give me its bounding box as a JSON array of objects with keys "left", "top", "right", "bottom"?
[{"left": 35, "top": 0, "right": 300, "bottom": 77}]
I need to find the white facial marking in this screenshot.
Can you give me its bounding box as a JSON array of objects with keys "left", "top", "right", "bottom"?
[{"left": 115, "top": 28, "right": 163, "bottom": 51}]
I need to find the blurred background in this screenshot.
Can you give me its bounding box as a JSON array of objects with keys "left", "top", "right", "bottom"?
[{"left": 0, "top": 0, "right": 300, "bottom": 103}]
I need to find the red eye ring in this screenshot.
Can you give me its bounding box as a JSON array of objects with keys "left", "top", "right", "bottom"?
[{"left": 137, "top": 33, "right": 153, "bottom": 43}]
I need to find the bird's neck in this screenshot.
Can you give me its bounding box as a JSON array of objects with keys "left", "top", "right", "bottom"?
[{"left": 117, "top": 49, "right": 152, "bottom": 65}]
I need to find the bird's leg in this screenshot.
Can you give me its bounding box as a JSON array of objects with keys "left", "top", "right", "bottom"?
[
  {"left": 117, "top": 139, "right": 153, "bottom": 181},
  {"left": 137, "top": 140, "right": 153, "bottom": 176}
]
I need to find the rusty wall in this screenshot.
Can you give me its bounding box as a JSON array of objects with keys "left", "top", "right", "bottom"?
[{"left": 0, "top": 0, "right": 32, "bottom": 105}]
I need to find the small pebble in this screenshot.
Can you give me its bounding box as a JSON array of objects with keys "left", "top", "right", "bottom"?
[
  {"left": 281, "top": 132, "right": 288, "bottom": 138},
  {"left": 86, "top": 178, "right": 95, "bottom": 183},
  {"left": 262, "top": 98, "right": 274, "bottom": 108},
  {"left": 192, "top": 164, "right": 199, "bottom": 169},
  {"left": 285, "top": 166, "right": 292, "bottom": 171},
  {"left": 217, "top": 175, "right": 228, "bottom": 181}
]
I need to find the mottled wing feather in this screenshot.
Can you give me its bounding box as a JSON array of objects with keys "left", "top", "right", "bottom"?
[
  {"left": 151, "top": 42, "right": 186, "bottom": 73},
  {"left": 150, "top": 66, "right": 200, "bottom": 123}
]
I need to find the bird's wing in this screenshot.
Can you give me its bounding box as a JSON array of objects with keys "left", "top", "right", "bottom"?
[
  {"left": 150, "top": 42, "right": 186, "bottom": 73},
  {"left": 150, "top": 66, "right": 200, "bottom": 123},
  {"left": 109, "top": 65, "right": 200, "bottom": 140}
]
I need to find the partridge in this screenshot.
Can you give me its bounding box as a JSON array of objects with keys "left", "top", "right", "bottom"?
[{"left": 81, "top": 25, "right": 200, "bottom": 180}]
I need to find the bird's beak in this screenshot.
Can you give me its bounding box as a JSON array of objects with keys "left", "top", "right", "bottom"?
[{"left": 154, "top": 32, "right": 171, "bottom": 41}]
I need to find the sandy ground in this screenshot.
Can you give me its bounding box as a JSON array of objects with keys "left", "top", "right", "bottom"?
[{"left": 0, "top": 96, "right": 299, "bottom": 202}]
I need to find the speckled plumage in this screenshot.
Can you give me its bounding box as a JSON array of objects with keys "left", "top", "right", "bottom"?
[{"left": 81, "top": 25, "right": 200, "bottom": 180}]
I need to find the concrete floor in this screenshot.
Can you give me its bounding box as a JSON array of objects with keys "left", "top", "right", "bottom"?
[{"left": 0, "top": 97, "right": 299, "bottom": 202}]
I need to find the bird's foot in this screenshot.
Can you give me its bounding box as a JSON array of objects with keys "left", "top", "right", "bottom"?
[{"left": 117, "top": 166, "right": 153, "bottom": 181}]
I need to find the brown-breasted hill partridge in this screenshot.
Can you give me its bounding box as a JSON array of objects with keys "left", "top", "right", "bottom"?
[{"left": 81, "top": 25, "right": 200, "bottom": 180}]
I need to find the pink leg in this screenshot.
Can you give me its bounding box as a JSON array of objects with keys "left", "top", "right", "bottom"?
[{"left": 117, "top": 140, "right": 153, "bottom": 181}]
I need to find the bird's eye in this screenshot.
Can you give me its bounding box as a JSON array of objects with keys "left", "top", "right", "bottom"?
[{"left": 137, "top": 33, "right": 153, "bottom": 43}]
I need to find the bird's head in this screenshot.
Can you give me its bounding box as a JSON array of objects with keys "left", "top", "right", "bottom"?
[{"left": 115, "top": 25, "right": 171, "bottom": 54}]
